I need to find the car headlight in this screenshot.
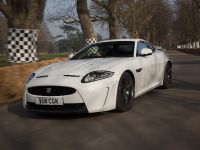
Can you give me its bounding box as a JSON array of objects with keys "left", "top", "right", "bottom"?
[
  {"left": 26, "top": 73, "right": 35, "bottom": 84},
  {"left": 81, "top": 70, "right": 114, "bottom": 83}
]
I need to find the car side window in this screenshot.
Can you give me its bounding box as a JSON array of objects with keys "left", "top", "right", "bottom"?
[
  {"left": 87, "top": 46, "right": 100, "bottom": 56},
  {"left": 137, "top": 42, "right": 148, "bottom": 56}
]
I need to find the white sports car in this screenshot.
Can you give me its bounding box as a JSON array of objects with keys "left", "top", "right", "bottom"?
[{"left": 23, "top": 39, "right": 172, "bottom": 113}]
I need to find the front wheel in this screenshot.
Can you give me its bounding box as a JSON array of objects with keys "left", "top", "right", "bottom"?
[
  {"left": 161, "top": 63, "right": 172, "bottom": 89},
  {"left": 116, "top": 72, "right": 135, "bottom": 112}
]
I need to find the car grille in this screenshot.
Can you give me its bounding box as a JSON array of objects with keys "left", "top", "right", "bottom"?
[
  {"left": 26, "top": 102, "right": 88, "bottom": 113},
  {"left": 27, "top": 86, "right": 76, "bottom": 96}
]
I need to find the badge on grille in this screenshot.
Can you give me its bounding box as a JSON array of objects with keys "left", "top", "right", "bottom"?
[{"left": 46, "top": 87, "right": 52, "bottom": 94}]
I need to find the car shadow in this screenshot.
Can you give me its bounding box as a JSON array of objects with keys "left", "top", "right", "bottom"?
[{"left": 7, "top": 100, "right": 103, "bottom": 120}]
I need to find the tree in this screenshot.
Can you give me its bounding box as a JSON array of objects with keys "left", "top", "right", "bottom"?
[
  {"left": 0, "top": 11, "right": 7, "bottom": 56},
  {"left": 194, "top": 0, "right": 200, "bottom": 12},
  {"left": 48, "top": 0, "right": 172, "bottom": 46},
  {"left": 77, "top": 0, "right": 96, "bottom": 40},
  {"left": 57, "top": 31, "right": 85, "bottom": 53},
  {"left": 49, "top": 0, "right": 119, "bottom": 39},
  {"left": 91, "top": 0, "right": 121, "bottom": 39},
  {"left": 120, "top": 0, "right": 153, "bottom": 39},
  {"left": 37, "top": 23, "right": 57, "bottom": 53},
  {"left": 145, "top": 0, "right": 172, "bottom": 45},
  {"left": 91, "top": 0, "right": 171, "bottom": 44},
  {"left": 173, "top": 0, "right": 200, "bottom": 45},
  {"left": 49, "top": 0, "right": 96, "bottom": 41},
  {"left": 0, "top": 0, "right": 46, "bottom": 28},
  {"left": 117, "top": 0, "right": 171, "bottom": 45}
]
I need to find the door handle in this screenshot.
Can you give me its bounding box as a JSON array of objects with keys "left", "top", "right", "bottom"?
[{"left": 136, "top": 68, "right": 142, "bottom": 72}]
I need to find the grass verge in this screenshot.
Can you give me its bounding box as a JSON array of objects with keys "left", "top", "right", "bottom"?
[
  {"left": 0, "top": 53, "right": 67, "bottom": 67},
  {"left": 0, "top": 57, "right": 66, "bottom": 104}
]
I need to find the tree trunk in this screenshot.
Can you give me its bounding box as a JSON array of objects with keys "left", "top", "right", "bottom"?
[
  {"left": 26, "top": 0, "right": 46, "bottom": 29},
  {"left": 0, "top": 12, "right": 8, "bottom": 56},
  {"left": 0, "top": 0, "right": 46, "bottom": 29},
  {"left": 107, "top": 0, "right": 119, "bottom": 39},
  {"left": 77, "top": 0, "right": 96, "bottom": 40},
  {"left": 194, "top": 0, "right": 200, "bottom": 11}
]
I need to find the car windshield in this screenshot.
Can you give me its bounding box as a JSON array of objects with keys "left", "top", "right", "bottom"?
[{"left": 71, "top": 41, "right": 135, "bottom": 60}]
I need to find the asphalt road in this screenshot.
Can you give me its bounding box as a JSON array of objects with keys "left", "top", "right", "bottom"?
[{"left": 0, "top": 50, "right": 200, "bottom": 150}]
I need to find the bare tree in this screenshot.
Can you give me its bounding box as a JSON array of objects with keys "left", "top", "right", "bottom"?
[
  {"left": 146, "top": 0, "right": 172, "bottom": 44},
  {"left": 173, "top": 0, "right": 200, "bottom": 45},
  {"left": 77, "top": 0, "right": 96, "bottom": 39},
  {"left": 91, "top": 0, "right": 121, "bottom": 39},
  {"left": 48, "top": 0, "right": 96, "bottom": 41},
  {"left": 48, "top": 0, "right": 172, "bottom": 46},
  {"left": 194, "top": 0, "right": 200, "bottom": 12},
  {"left": 91, "top": 0, "right": 171, "bottom": 43},
  {"left": 0, "top": 0, "right": 46, "bottom": 28},
  {"left": 0, "top": 11, "right": 7, "bottom": 56},
  {"left": 123, "top": 0, "right": 171, "bottom": 45},
  {"left": 120, "top": 0, "right": 153, "bottom": 39},
  {"left": 49, "top": 0, "right": 120, "bottom": 39}
]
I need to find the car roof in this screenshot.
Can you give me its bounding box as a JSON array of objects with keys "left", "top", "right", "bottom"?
[{"left": 95, "top": 39, "right": 146, "bottom": 44}]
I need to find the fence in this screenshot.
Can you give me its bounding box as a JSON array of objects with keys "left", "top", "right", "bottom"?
[{"left": 177, "top": 41, "right": 200, "bottom": 49}]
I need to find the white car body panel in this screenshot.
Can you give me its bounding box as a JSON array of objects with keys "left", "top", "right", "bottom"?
[{"left": 23, "top": 39, "right": 170, "bottom": 113}]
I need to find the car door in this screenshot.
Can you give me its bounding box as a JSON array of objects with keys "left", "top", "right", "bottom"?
[
  {"left": 134, "top": 41, "right": 156, "bottom": 94},
  {"left": 144, "top": 42, "right": 165, "bottom": 85},
  {"left": 143, "top": 41, "right": 160, "bottom": 85},
  {"left": 151, "top": 48, "right": 166, "bottom": 84}
]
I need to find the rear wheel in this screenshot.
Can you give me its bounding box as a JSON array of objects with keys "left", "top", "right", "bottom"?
[
  {"left": 161, "top": 63, "right": 172, "bottom": 89},
  {"left": 116, "top": 72, "right": 135, "bottom": 112}
]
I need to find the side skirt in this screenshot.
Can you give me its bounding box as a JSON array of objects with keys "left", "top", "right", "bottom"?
[{"left": 135, "top": 82, "right": 163, "bottom": 98}]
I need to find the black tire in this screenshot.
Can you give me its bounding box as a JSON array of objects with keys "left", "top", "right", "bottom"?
[
  {"left": 116, "top": 72, "right": 135, "bottom": 112},
  {"left": 161, "top": 63, "right": 172, "bottom": 89}
]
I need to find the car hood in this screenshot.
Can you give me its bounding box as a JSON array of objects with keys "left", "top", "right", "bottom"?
[{"left": 35, "top": 57, "right": 131, "bottom": 76}]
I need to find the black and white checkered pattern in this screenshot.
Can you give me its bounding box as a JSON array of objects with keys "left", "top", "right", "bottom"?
[
  {"left": 7, "top": 28, "right": 38, "bottom": 63},
  {"left": 85, "top": 38, "right": 97, "bottom": 46},
  {"left": 85, "top": 38, "right": 98, "bottom": 55}
]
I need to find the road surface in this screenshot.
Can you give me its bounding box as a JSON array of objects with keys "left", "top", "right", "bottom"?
[{"left": 0, "top": 50, "right": 200, "bottom": 150}]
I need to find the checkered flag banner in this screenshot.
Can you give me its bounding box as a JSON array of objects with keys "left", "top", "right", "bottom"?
[
  {"left": 7, "top": 28, "right": 39, "bottom": 63},
  {"left": 85, "top": 38, "right": 98, "bottom": 55},
  {"left": 85, "top": 38, "right": 97, "bottom": 46}
]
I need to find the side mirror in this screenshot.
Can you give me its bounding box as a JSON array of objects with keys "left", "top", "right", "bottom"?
[
  {"left": 140, "top": 48, "right": 153, "bottom": 56},
  {"left": 68, "top": 53, "right": 74, "bottom": 59},
  {"left": 156, "top": 48, "right": 162, "bottom": 51},
  {"left": 155, "top": 46, "right": 162, "bottom": 51}
]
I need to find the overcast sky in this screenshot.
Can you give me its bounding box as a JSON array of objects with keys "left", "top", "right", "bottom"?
[
  {"left": 44, "top": 0, "right": 66, "bottom": 38},
  {"left": 44, "top": 0, "right": 109, "bottom": 40}
]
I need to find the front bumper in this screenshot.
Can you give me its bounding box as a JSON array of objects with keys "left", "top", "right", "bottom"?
[
  {"left": 23, "top": 75, "right": 118, "bottom": 113},
  {"left": 26, "top": 102, "right": 88, "bottom": 114}
]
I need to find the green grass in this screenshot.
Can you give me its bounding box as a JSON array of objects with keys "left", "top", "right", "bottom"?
[
  {"left": 38, "top": 53, "right": 68, "bottom": 61},
  {"left": 0, "top": 53, "right": 68, "bottom": 68},
  {"left": 0, "top": 55, "right": 9, "bottom": 67}
]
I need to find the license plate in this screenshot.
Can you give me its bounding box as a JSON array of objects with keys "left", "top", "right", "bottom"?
[{"left": 35, "top": 97, "right": 63, "bottom": 105}]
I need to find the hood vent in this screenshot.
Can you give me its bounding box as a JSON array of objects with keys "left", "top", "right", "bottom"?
[
  {"left": 36, "top": 75, "right": 48, "bottom": 78},
  {"left": 63, "top": 75, "right": 80, "bottom": 77}
]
